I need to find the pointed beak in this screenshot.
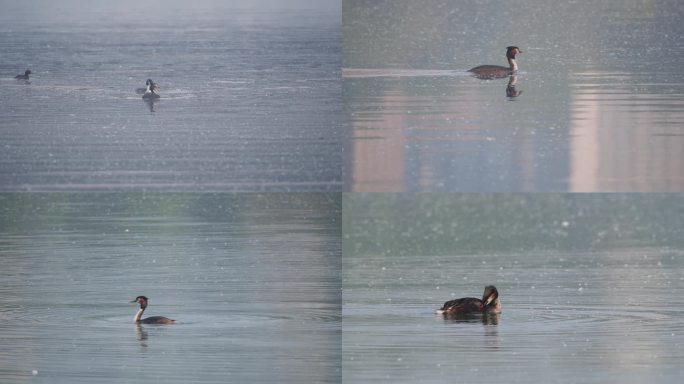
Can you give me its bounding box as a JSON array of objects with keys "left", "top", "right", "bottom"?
[{"left": 130, "top": 300, "right": 137, "bottom": 303}]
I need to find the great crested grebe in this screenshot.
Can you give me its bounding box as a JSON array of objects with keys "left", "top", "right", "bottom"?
[
  {"left": 141, "top": 79, "right": 160, "bottom": 99},
  {"left": 436, "top": 285, "right": 501, "bottom": 316},
  {"left": 15, "top": 69, "right": 31, "bottom": 80},
  {"left": 131, "top": 296, "right": 176, "bottom": 324},
  {"left": 468, "top": 47, "right": 522, "bottom": 79}
]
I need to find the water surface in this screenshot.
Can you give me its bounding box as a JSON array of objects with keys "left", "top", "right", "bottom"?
[
  {"left": 0, "top": 0, "right": 341, "bottom": 192},
  {"left": 343, "top": 194, "right": 684, "bottom": 383},
  {"left": 343, "top": 0, "right": 684, "bottom": 191},
  {"left": 0, "top": 193, "right": 341, "bottom": 383}
]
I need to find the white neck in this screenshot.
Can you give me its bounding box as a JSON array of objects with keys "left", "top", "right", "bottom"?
[
  {"left": 508, "top": 75, "right": 518, "bottom": 85},
  {"left": 134, "top": 307, "right": 145, "bottom": 323},
  {"left": 508, "top": 58, "right": 518, "bottom": 71}
]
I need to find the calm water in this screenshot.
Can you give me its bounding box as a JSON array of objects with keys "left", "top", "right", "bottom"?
[
  {"left": 343, "top": 194, "right": 684, "bottom": 383},
  {"left": 0, "top": 193, "right": 341, "bottom": 383},
  {"left": 0, "top": 0, "right": 341, "bottom": 192},
  {"left": 343, "top": 0, "right": 684, "bottom": 192}
]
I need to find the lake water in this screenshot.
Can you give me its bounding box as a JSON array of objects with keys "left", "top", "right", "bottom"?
[
  {"left": 0, "top": 193, "right": 341, "bottom": 383},
  {"left": 343, "top": 194, "right": 684, "bottom": 383},
  {"left": 0, "top": 0, "right": 341, "bottom": 192},
  {"left": 343, "top": 0, "right": 684, "bottom": 192}
]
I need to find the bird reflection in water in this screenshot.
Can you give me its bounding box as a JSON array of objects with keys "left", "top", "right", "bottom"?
[
  {"left": 143, "top": 97, "right": 159, "bottom": 112},
  {"left": 439, "top": 311, "right": 500, "bottom": 325},
  {"left": 506, "top": 75, "right": 523, "bottom": 99},
  {"left": 134, "top": 323, "right": 149, "bottom": 349}
]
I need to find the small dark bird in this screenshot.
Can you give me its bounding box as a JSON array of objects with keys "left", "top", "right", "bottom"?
[
  {"left": 131, "top": 295, "right": 176, "bottom": 324},
  {"left": 468, "top": 47, "right": 522, "bottom": 79},
  {"left": 141, "top": 79, "right": 160, "bottom": 99},
  {"left": 436, "top": 285, "right": 501, "bottom": 316},
  {"left": 15, "top": 69, "right": 31, "bottom": 80}
]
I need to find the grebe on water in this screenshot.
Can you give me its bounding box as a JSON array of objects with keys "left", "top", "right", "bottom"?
[
  {"left": 131, "top": 296, "right": 176, "bottom": 324},
  {"left": 15, "top": 69, "right": 31, "bottom": 80},
  {"left": 436, "top": 285, "right": 501, "bottom": 316},
  {"left": 141, "top": 79, "right": 160, "bottom": 99},
  {"left": 468, "top": 47, "right": 522, "bottom": 79}
]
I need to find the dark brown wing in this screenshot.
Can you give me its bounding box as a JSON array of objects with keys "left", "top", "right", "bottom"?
[
  {"left": 439, "top": 297, "right": 484, "bottom": 314},
  {"left": 141, "top": 316, "right": 176, "bottom": 324},
  {"left": 467, "top": 65, "right": 512, "bottom": 80},
  {"left": 468, "top": 65, "right": 509, "bottom": 72}
]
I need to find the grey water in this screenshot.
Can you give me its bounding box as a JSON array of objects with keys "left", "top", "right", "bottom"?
[
  {"left": 0, "top": 0, "right": 341, "bottom": 192},
  {"left": 343, "top": 0, "right": 684, "bottom": 192},
  {"left": 0, "top": 193, "right": 341, "bottom": 383},
  {"left": 343, "top": 194, "right": 684, "bottom": 383}
]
